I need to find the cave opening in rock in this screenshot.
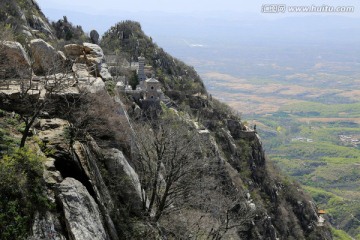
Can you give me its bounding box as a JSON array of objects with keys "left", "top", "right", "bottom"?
[{"left": 54, "top": 156, "right": 97, "bottom": 199}]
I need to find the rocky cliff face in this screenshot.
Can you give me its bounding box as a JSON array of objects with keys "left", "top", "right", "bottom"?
[
  {"left": 0, "top": 5, "right": 334, "bottom": 240},
  {"left": 0, "top": 0, "right": 54, "bottom": 40}
]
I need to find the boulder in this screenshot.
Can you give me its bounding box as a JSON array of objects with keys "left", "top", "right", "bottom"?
[
  {"left": 64, "top": 44, "right": 84, "bottom": 60},
  {"left": 88, "top": 77, "right": 106, "bottom": 93},
  {"left": 44, "top": 158, "right": 57, "bottom": 171},
  {"left": 239, "top": 130, "right": 257, "bottom": 141},
  {"left": 58, "top": 178, "right": 108, "bottom": 240},
  {"left": 103, "top": 149, "right": 144, "bottom": 213},
  {"left": 78, "top": 77, "right": 105, "bottom": 93},
  {"left": 99, "top": 63, "right": 113, "bottom": 81},
  {"left": 64, "top": 43, "right": 112, "bottom": 81},
  {"left": 72, "top": 63, "right": 93, "bottom": 80},
  {"left": 30, "top": 39, "right": 66, "bottom": 75},
  {"left": 0, "top": 41, "right": 31, "bottom": 78},
  {"left": 90, "top": 30, "right": 100, "bottom": 44},
  {"left": 44, "top": 156, "right": 63, "bottom": 186},
  {"left": 44, "top": 169, "right": 63, "bottom": 185},
  {"left": 83, "top": 43, "right": 112, "bottom": 81},
  {"left": 83, "top": 43, "right": 104, "bottom": 57},
  {"left": 71, "top": 63, "right": 104, "bottom": 92}
]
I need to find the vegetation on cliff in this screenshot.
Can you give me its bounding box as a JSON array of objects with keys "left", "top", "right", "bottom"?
[
  {"left": 0, "top": 112, "right": 50, "bottom": 240},
  {"left": 101, "top": 21, "right": 206, "bottom": 95},
  {"left": 0, "top": 3, "right": 336, "bottom": 239}
]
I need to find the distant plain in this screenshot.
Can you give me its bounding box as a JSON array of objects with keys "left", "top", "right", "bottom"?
[{"left": 149, "top": 15, "right": 360, "bottom": 238}]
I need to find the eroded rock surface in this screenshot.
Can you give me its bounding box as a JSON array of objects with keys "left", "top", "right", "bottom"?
[
  {"left": 30, "top": 39, "right": 66, "bottom": 75},
  {"left": 30, "top": 14, "right": 54, "bottom": 37},
  {"left": 0, "top": 41, "right": 31, "bottom": 78},
  {"left": 28, "top": 212, "right": 66, "bottom": 240},
  {"left": 58, "top": 178, "right": 108, "bottom": 240},
  {"left": 63, "top": 43, "right": 112, "bottom": 83},
  {"left": 83, "top": 43, "right": 112, "bottom": 81},
  {"left": 103, "top": 148, "right": 144, "bottom": 212},
  {"left": 64, "top": 44, "right": 84, "bottom": 60}
]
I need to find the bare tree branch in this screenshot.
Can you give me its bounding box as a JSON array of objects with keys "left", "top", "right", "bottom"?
[{"left": 133, "top": 115, "right": 203, "bottom": 221}]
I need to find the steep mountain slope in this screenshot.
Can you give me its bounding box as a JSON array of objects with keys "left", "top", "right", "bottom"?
[
  {"left": 101, "top": 21, "right": 205, "bottom": 95},
  {"left": 0, "top": 3, "right": 334, "bottom": 240},
  {"left": 0, "top": 0, "right": 88, "bottom": 47},
  {"left": 0, "top": 0, "right": 54, "bottom": 41},
  {"left": 99, "top": 22, "right": 332, "bottom": 239}
]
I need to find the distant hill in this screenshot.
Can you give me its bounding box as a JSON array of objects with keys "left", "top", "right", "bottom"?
[{"left": 101, "top": 20, "right": 206, "bottom": 94}]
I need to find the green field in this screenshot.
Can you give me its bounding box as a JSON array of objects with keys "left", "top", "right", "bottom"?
[
  {"left": 252, "top": 104, "right": 360, "bottom": 239},
  {"left": 194, "top": 41, "right": 360, "bottom": 238},
  {"left": 280, "top": 102, "right": 360, "bottom": 118}
]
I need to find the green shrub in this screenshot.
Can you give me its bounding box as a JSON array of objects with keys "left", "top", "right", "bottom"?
[
  {"left": 331, "top": 228, "right": 353, "bottom": 240},
  {"left": 105, "top": 80, "right": 116, "bottom": 96},
  {"left": 129, "top": 71, "right": 139, "bottom": 90},
  {"left": 5, "top": 117, "right": 18, "bottom": 126},
  {"left": 51, "top": 16, "right": 89, "bottom": 42},
  {"left": 0, "top": 147, "right": 48, "bottom": 240}
]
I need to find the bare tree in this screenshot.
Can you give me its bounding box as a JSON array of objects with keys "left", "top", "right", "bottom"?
[
  {"left": 205, "top": 201, "right": 255, "bottom": 240},
  {"left": 0, "top": 28, "right": 75, "bottom": 146},
  {"left": 134, "top": 115, "right": 202, "bottom": 221},
  {"left": 60, "top": 89, "right": 130, "bottom": 150},
  {"left": 187, "top": 183, "right": 256, "bottom": 239},
  {"left": 0, "top": 41, "right": 73, "bottom": 147},
  {"left": 152, "top": 133, "right": 256, "bottom": 239},
  {"left": 17, "top": 73, "right": 74, "bottom": 147}
]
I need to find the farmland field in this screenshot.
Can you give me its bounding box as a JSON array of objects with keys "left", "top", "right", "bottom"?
[
  {"left": 167, "top": 43, "right": 360, "bottom": 239},
  {"left": 198, "top": 66, "right": 360, "bottom": 238},
  {"left": 150, "top": 15, "right": 360, "bottom": 238}
]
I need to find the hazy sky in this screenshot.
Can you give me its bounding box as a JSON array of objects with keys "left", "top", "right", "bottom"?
[
  {"left": 35, "top": 0, "right": 271, "bottom": 13},
  {"left": 36, "top": 0, "right": 360, "bottom": 15},
  {"left": 35, "top": 0, "right": 360, "bottom": 44}
]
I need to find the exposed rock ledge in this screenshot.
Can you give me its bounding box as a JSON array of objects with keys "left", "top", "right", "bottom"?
[{"left": 58, "top": 177, "right": 108, "bottom": 240}]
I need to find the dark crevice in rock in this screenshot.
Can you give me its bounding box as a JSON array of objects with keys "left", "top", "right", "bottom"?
[{"left": 54, "top": 154, "right": 97, "bottom": 200}]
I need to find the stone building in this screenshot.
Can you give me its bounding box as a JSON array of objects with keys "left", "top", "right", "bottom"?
[
  {"left": 144, "top": 78, "right": 161, "bottom": 100},
  {"left": 137, "top": 56, "right": 146, "bottom": 84},
  {"left": 117, "top": 55, "right": 168, "bottom": 104}
]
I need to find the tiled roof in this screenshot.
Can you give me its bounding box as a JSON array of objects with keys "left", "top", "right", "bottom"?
[{"left": 145, "top": 78, "right": 159, "bottom": 83}]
